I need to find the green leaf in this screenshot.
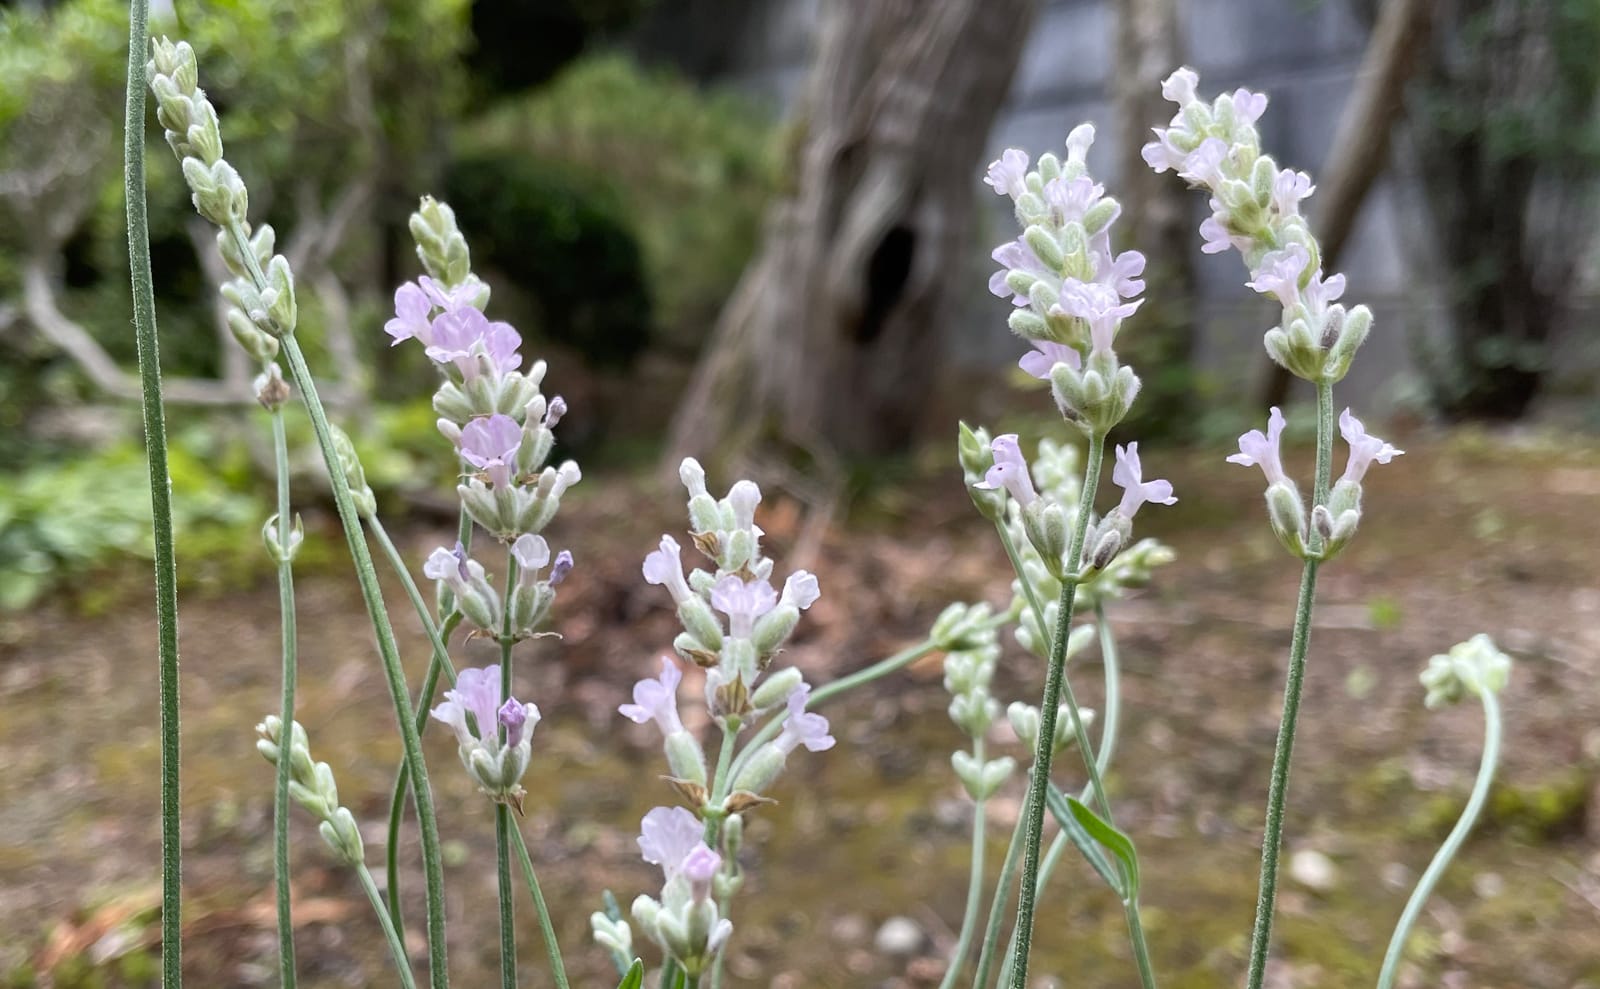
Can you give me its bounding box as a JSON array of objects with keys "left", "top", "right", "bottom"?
[
  {"left": 1045, "top": 786, "right": 1121, "bottom": 894},
  {"left": 615, "top": 959, "right": 644, "bottom": 989},
  {"left": 1067, "top": 795, "right": 1141, "bottom": 898}
]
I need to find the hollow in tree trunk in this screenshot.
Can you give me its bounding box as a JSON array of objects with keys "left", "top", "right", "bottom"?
[{"left": 665, "top": 0, "right": 1037, "bottom": 471}]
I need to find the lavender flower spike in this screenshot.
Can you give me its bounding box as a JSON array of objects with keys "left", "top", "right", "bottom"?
[
  {"left": 620, "top": 656, "right": 686, "bottom": 737},
  {"left": 642, "top": 534, "right": 693, "bottom": 604},
  {"left": 710, "top": 574, "right": 778, "bottom": 638},
  {"left": 1338, "top": 409, "right": 1403, "bottom": 484},
  {"left": 1227, "top": 407, "right": 1291, "bottom": 488},
  {"left": 459, "top": 413, "right": 523, "bottom": 488},
  {"left": 975, "top": 434, "right": 1038, "bottom": 507},
  {"left": 1111, "top": 442, "right": 1177, "bottom": 518},
  {"left": 775, "top": 685, "right": 836, "bottom": 756}
]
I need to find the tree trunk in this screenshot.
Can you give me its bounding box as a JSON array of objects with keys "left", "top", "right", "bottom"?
[
  {"left": 665, "top": 0, "right": 1037, "bottom": 472},
  {"left": 1113, "top": 0, "right": 1196, "bottom": 437}
]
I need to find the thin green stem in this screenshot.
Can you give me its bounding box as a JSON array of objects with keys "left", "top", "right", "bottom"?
[
  {"left": 275, "top": 332, "right": 450, "bottom": 987},
  {"left": 1009, "top": 432, "right": 1105, "bottom": 989},
  {"left": 497, "top": 552, "right": 519, "bottom": 989},
  {"left": 355, "top": 863, "right": 420, "bottom": 989},
  {"left": 939, "top": 741, "right": 989, "bottom": 989},
  {"left": 1126, "top": 897, "right": 1157, "bottom": 989},
  {"left": 370, "top": 515, "right": 462, "bottom": 942},
  {"left": 728, "top": 637, "right": 949, "bottom": 782},
  {"left": 510, "top": 825, "right": 572, "bottom": 989},
  {"left": 124, "top": 4, "right": 181, "bottom": 984},
  {"left": 704, "top": 722, "right": 739, "bottom": 846},
  {"left": 1377, "top": 691, "right": 1501, "bottom": 989},
  {"left": 995, "top": 609, "right": 1129, "bottom": 989},
  {"left": 1244, "top": 379, "right": 1334, "bottom": 989},
  {"left": 971, "top": 798, "right": 1028, "bottom": 989},
  {"left": 269, "top": 410, "right": 299, "bottom": 987}
]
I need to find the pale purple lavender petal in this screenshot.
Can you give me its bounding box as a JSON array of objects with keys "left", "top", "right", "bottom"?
[
  {"left": 711, "top": 575, "right": 778, "bottom": 638},
  {"left": 384, "top": 282, "right": 433, "bottom": 346},
  {"left": 983, "top": 148, "right": 1030, "bottom": 199},
  {"left": 511, "top": 534, "right": 550, "bottom": 574},
  {"left": 1178, "top": 137, "right": 1228, "bottom": 186},
  {"left": 1226, "top": 407, "right": 1291, "bottom": 488},
  {"left": 438, "top": 665, "right": 503, "bottom": 744},
  {"left": 1247, "top": 245, "right": 1311, "bottom": 309},
  {"left": 1098, "top": 247, "right": 1147, "bottom": 299},
  {"left": 1198, "top": 212, "right": 1234, "bottom": 255},
  {"left": 1339, "top": 408, "right": 1404, "bottom": 484},
  {"left": 1271, "top": 169, "right": 1316, "bottom": 217},
  {"left": 1141, "top": 130, "right": 1188, "bottom": 174},
  {"left": 1231, "top": 88, "right": 1269, "bottom": 125},
  {"left": 780, "top": 571, "right": 820, "bottom": 610},
  {"left": 642, "top": 535, "right": 692, "bottom": 604},
  {"left": 1018, "top": 340, "right": 1081, "bottom": 380},
  {"left": 423, "top": 542, "right": 471, "bottom": 588},
  {"left": 543, "top": 395, "right": 567, "bottom": 428},
  {"left": 1042, "top": 175, "right": 1105, "bottom": 225},
  {"left": 619, "top": 655, "right": 685, "bottom": 736},
  {"left": 1161, "top": 67, "right": 1200, "bottom": 106},
  {"left": 1058, "top": 280, "right": 1142, "bottom": 354},
  {"left": 990, "top": 239, "right": 1050, "bottom": 304},
  {"left": 459, "top": 414, "right": 523, "bottom": 488},
  {"left": 418, "top": 275, "right": 484, "bottom": 312},
  {"left": 638, "top": 806, "right": 704, "bottom": 879},
  {"left": 974, "top": 434, "right": 1039, "bottom": 507},
  {"left": 707, "top": 918, "right": 733, "bottom": 953},
  {"left": 681, "top": 844, "right": 721, "bottom": 903},
  {"left": 776, "top": 684, "right": 835, "bottom": 754},
  {"left": 1112, "top": 442, "right": 1178, "bottom": 518}
]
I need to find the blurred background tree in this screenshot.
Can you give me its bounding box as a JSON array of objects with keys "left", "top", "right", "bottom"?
[{"left": 1408, "top": 0, "right": 1600, "bottom": 420}]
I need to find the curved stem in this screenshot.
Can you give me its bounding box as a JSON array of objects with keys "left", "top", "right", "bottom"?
[
  {"left": 727, "top": 637, "right": 946, "bottom": 782},
  {"left": 1009, "top": 432, "right": 1105, "bottom": 989},
  {"left": 355, "top": 862, "right": 420, "bottom": 989},
  {"left": 1376, "top": 691, "right": 1501, "bottom": 989},
  {"left": 124, "top": 3, "right": 182, "bottom": 984},
  {"left": 269, "top": 410, "right": 299, "bottom": 987},
  {"left": 370, "top": 515, "right": 464, "bottom": 936},
  {"left": 940, "top": 741, "right": 989, "bottom": 989},
  {"left": 275, "top": 332, "right": 451, "bottom": 987},
  {"left": 1244, "top": 379, "right": 1334, "bottom": 989},
  {"left": 510, "top": 826, "right": 573, "bottom": 989}
]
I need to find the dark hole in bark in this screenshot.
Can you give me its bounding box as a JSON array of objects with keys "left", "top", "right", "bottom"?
[{"left": 857, "top": 225, "right": 916, "bottom": 345}]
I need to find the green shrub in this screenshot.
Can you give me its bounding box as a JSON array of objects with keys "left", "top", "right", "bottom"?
[{"left": 463, "top": 53, "right": 778, "bottom": 353}]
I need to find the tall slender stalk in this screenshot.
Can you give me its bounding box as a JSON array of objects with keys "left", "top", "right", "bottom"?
[
  {"left": 496, "top": 553, "right": 519, "bottom": 989},
  {"left": 369, "top": 514, "right": 464, "bottom": 936},
  {"left": 355, "top": 863, "right": 420, "bottom": 989},
  {"left": 970, "top": 798, "right": 1028, "bottom": 989},
  {"left": 510, "top": 826, "right": 573, "bottom": 989},
  {"left": 1244, "top": 379, "right": 1335, "bottom": 989},
  {"left": 1008, "top": 432, "right": 1105, "bottom": 988},
  {"left": 939, "top": 741, "right": 990, "bottom": 989},
  {"left": 274, "top": 332, "right": 450, "bottom": 987},
  {"left": 1377, "top": 691, "right": 1501, "bottom": 989},
  {"left": 123, "top": 4, "right": 182, "bottom": 983},
  {"left": 269, "top": 410, "right": 299, "bottom": 987}
]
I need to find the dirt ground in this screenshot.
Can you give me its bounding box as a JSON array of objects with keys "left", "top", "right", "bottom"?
[{"left": 2, "top": 426, "right": 1597, "bottom": 988}]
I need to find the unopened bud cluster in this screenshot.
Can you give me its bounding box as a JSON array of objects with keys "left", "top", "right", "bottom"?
[
  {"left": 255, "top": 717, "right": 365, "bottom": 865},
  {"left": 1143, "top": 67, "right": 1370, "bottom": 383},
  {"left": 939, "top": 603, "right": 1016, "bottom": 801},
  {"left": 1420, "top": 634, "right": 1512, "bottom": 709}
]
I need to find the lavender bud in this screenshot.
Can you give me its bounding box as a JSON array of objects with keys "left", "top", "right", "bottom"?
[
  {"left": 1264, "top": 481, "right": 1309, "bottom": 558},
  {"left": 261, "top": 512, "right": 304, "bottom": 565},
  {"left": 253, "top": 363, "right": 290, "bottom": 409}
]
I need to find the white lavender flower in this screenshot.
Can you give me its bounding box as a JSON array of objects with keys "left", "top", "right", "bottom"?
[{"left": 1420, "top": 635, "right": 1512, "bottom": 709}]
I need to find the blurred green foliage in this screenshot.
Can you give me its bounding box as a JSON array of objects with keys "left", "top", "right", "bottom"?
[
  {"left": 464, "top": 54, "right": 777, "bottom": 352},
  {"left": 446, "top": 151, "right": 653, "bottom": 367}
]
